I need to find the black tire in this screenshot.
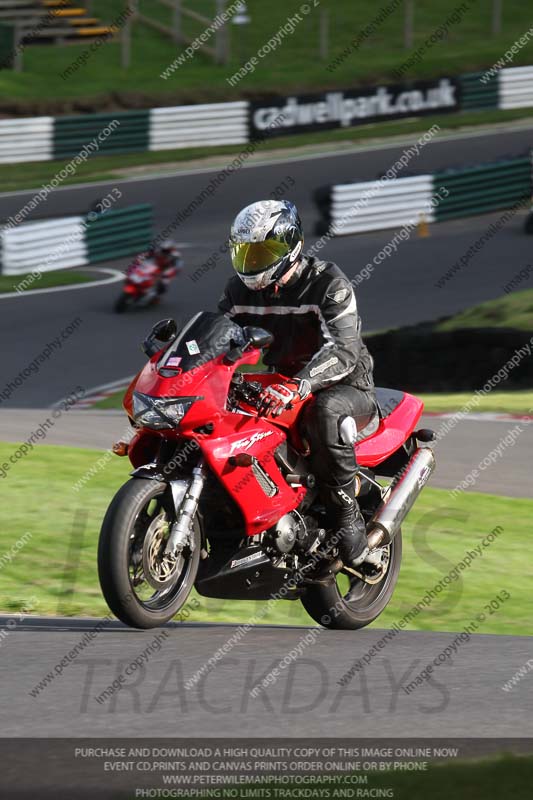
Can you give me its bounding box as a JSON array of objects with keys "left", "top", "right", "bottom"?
[
  {"left": 301, "top": 531, "right": 402, "bottom": 630},
  {"left": 114, "top": 294, "right": 129, "bottom": 313},
  {"left": 98, "top": 478, "right": 200, "bottom": 629},
  {"left": 524, "top": 212, "right": 533, "bottom": 235}
]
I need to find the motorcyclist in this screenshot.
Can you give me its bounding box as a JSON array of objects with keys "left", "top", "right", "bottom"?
[
  {"left": 149, "top": 239, "right": 184, "bottom": 294},
  {"left": 218, "top": 200, "right": 379, "bottom": 572}
]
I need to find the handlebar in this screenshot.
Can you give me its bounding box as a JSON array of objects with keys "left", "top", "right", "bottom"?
[{"left": 231, "top": 378, "right": 264, "bottom": 410}]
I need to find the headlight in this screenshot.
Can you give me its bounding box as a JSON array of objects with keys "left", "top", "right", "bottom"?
[{"left": 132, "top": 392, "right": 196, "bottom": 430}]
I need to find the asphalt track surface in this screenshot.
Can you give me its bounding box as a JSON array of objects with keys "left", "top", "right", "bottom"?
[
  {"left": 1, "top": 123, "right": 533, "bottom": 408},
  {"left": 3, "top": 615, "right": 532, "bottom": 738},
  {"left": 1, "top": 125, "right": 532, "bottom": 744}
]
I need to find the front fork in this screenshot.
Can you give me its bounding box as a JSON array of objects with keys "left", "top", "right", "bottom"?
[{"left": 165, "top": 459, "right": 207, "bottom": 556}]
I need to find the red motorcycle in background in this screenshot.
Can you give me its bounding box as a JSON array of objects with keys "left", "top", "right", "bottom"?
[
  {"left": 98, "top": 312, "right": 436, "bottom": 630},
  {"left": 114, "top": 249, "right": 182, "bottom": 313}
]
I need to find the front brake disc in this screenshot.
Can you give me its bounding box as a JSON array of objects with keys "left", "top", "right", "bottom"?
[{"left": 142, "top": 513, "right": 183, "bottom": 590}]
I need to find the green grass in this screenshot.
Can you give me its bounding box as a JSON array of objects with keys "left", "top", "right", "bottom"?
[
  {"left": 1, "top": 0, "right": 533, "bottom": 107},
  {"left": 0, "top": 269, "right": 98, "bottom": 294},
  {"left": 0, "top": 441, "right": 531, "bottom": 634},
  {"left": 436, "top": 288, "right": 533, "bottom": 332},
  {"left": 93, "top": 392, "right": 126, "bottom": 410},
  {"left": 421, "top": 390, "right": 533, "bottom": 414},
  {"left": 0, "top": 107, "right": 532, "bottom": 193}
]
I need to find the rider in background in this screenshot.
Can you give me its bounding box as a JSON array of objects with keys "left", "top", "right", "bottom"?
[
  {"left": 149, "top": 239, "right": 184, "bottom": 295},
  {"left": 218, "top": 200, "right": 380, "bottom": 572}
]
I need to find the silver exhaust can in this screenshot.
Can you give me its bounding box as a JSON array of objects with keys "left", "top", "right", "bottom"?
[{"left": 366, "top": 447, "right": 436, "bottom": 549}]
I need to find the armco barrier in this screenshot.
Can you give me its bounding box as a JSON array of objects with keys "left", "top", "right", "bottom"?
[
  {"left": 85, "top": 204, "right": 153, "bottom": 263},
  {"left": 499, "top": 65, "right": 533, "bottom": 110},
  {"left": 149, "top": 101, "right": 248, "bottom": 151},
  {"left": 459, "top": 71, "right": 499, "bottom": 111},
  {"left": 433, "top": 157, "right": 531, "bottom": 221},
  {"left": 0, "top": 65, "right": 532, "bottom": 164},
  {"left": 1, "top": 216, "right": 86, "bottom": 275},
  {"left": 0, "top": 204, "right": 153, "bottom": 276},
  {"left": 326, "top": 175, "right": 435, "bottom": 235},
  {"left": 54, "top": 111, "right": 150, "bottom": 160},
  {"left": 316, "top": 155, "right": 532, "bottom": 236},
  {"left": 0, "top": 116, "right": 53, "bottom": 164}
]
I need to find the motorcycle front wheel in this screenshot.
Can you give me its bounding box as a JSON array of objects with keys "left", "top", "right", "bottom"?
[
  {"left": 98, "top": 478, "right": 200, "bottom": 628},
  {"left": 301, "top": 531, "right": 402, "bottom": 630},
  {"left": 114, "top": 294, "right": 130, "bottom": 313}
]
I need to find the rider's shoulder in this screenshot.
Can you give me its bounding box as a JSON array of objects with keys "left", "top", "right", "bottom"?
[{"left": 304, "top": 257, "right": 349, "bottom": 286}]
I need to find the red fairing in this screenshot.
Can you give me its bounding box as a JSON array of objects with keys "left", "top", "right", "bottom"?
[
  {"left": 126, "top": 329, "right": 424, "bottom": 538},
  {"left": 131, "top": 350, "right": 306, "bottom": 536},
  {"left": 122, "top": 258, "right": 160, "bottom": 297},
  {"left": 199, "top": 419, "right": 307, "bottom": 537},
  {"left": 356, "top": 393, "right": 424, "bottom": 467}
]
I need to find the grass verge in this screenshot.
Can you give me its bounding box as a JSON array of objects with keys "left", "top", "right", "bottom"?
[
  {"left": 0, "top": 441, "right": 530, "bottom": 633},
  {"left": 420, "top": 390, "right": 533, "bottom": 415},
  {"left": 1, "top": 0, "right": 533, "bottom": 107},
  {"left": 436, "top": 288, "right": 533, "bottom": 333},
  {"left": 0, "top": 269, "right": 100, "bottom": 294}
]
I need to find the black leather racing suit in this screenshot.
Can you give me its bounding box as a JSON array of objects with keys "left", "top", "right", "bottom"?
[{"left": 218, "top": 256, "right": 377, "bottom": 494}]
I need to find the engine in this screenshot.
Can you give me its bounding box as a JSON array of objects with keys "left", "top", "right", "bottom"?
[{"left": 263, "top": 512, "right": 324, "bottom": 556}]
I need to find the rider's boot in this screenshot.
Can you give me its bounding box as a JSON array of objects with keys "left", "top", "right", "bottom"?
[
  {"left": 324, "top": 479, "right": 369, "bottom": 568},
  {"left": 325, "top": 478, "right": 386, "bottom": 572}
]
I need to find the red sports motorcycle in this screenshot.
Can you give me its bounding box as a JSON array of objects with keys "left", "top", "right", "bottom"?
[
  {"left": 98, "top": 312, "right": 436, "bottom": 630},
  {"left": 114, "top": 257, "right": 165, "bottom": 313}
]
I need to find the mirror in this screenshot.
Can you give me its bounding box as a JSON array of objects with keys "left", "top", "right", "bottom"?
[
  {"left": 142, "top": 318, "right": 178, "bottom": 357},
  {"left": 152, "top": 318, "right": 178, "bottom": 342},
  {"left": 243, "top": 326, "right": 274, "bottom": 349}
]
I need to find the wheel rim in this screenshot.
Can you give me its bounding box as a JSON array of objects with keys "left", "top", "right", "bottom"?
[
  {"left": 127, "top": 490, "right": 194, "bottom": 612},
  {"left": 335, "top": 540, "right": 396, "bottom": 613}
]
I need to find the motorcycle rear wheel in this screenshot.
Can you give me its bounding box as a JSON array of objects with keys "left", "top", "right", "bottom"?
[
  {"left": 301, "top": 531, "right": 402, "bottom": 630},
  {"left": 98, "top": 478, "right": 200, "bottom": 629}
]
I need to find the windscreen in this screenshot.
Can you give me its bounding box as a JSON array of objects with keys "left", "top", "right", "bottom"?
[{"left": 158, "top": 312, "right": 245, "bottom": 374}]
